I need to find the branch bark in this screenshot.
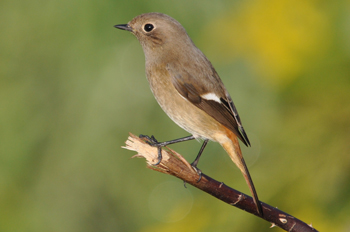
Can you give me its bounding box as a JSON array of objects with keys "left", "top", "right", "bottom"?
[{"left": 123, "top": 133, "right": 318, "bottom": 232}]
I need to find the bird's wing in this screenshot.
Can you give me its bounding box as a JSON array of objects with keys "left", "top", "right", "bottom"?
[{"left": 166, "top": 63, "right": 250, "bottom": 146}]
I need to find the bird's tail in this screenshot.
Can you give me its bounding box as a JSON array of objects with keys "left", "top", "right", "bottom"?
[{"left": 221, "top": 128, "right": 263, "bottom": 216}]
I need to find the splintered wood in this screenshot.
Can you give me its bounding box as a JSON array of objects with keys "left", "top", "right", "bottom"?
[{"left": 123, "top": 133, "right": 197, "bottom": 178}]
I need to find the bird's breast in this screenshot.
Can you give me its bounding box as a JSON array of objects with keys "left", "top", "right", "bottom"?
[{"left": 145, "top": 65, "right": 226, "bottom": 141}]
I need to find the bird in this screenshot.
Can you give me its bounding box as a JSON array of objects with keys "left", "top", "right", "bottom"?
[{"left": 114, "top": 12, "right": 263, "bottom": 216}]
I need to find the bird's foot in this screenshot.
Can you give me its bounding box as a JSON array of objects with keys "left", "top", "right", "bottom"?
[
  {"left": 190, "top": 162, "right": 202, "bottom": 183},
  {"left": 139, "top": 134, "right": 162, "bottom": 165}
]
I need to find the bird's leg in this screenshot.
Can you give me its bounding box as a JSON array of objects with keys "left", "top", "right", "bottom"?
[
  {"left": 139, "top": 134, "right": 195, "bottom": 165},
  {"left": 190, "top": 139, "right": 209, "bottom": 182}
]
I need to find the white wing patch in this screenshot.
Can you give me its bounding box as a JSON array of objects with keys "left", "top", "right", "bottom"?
[{"left": 201, "top": 93, "right": 221, "bottom": 103}]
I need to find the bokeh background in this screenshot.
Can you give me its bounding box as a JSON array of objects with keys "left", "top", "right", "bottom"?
[{"left": 1, "top": 0, "right": 350, "bottom": 231}]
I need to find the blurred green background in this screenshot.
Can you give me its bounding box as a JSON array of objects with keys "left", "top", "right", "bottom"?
[{"left": 1, "top": 0, "right": 350, "bottom": 231}]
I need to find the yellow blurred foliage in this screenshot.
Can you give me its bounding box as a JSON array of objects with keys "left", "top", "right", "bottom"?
[
  {"left": 140, "top": 201, "right": 211, "bottom": 232},
  {"left": 294, "top": 206, "right": 344, "bottom": 232},
  {"left": 203, "top": 0, "right": 331, "bottom": 86}
]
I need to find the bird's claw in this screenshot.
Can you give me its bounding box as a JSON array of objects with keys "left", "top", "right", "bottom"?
[
  {"left": 139, "top": 134, "right": 159, "bottom": 145},
  {"left": 139, "top": 134, "right": 162, "bottom": 165},
  {"left": 190, "top": 163, "right": 202, "bottom": 183}
]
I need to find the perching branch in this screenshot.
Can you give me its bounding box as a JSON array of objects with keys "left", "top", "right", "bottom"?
[{"left": 123, "top": 133, "right": 318, "bottom": 232}]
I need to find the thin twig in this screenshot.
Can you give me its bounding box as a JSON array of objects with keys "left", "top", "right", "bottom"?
[{"left": 123, "top": 133, "right": 318, "bottom": 232}]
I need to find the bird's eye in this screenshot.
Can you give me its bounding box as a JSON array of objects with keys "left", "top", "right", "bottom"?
[{"left": 144, "top": 24, "right": 154, "bottom": 32}]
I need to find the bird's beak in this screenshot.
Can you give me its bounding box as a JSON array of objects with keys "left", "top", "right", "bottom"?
[{"left": 114, "top": 24, "right": 133, "bottom": 32}]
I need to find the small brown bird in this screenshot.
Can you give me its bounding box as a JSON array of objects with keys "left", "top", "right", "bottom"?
[{"left": 115, "top": 12, "right": 263, "bottom": 216}]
